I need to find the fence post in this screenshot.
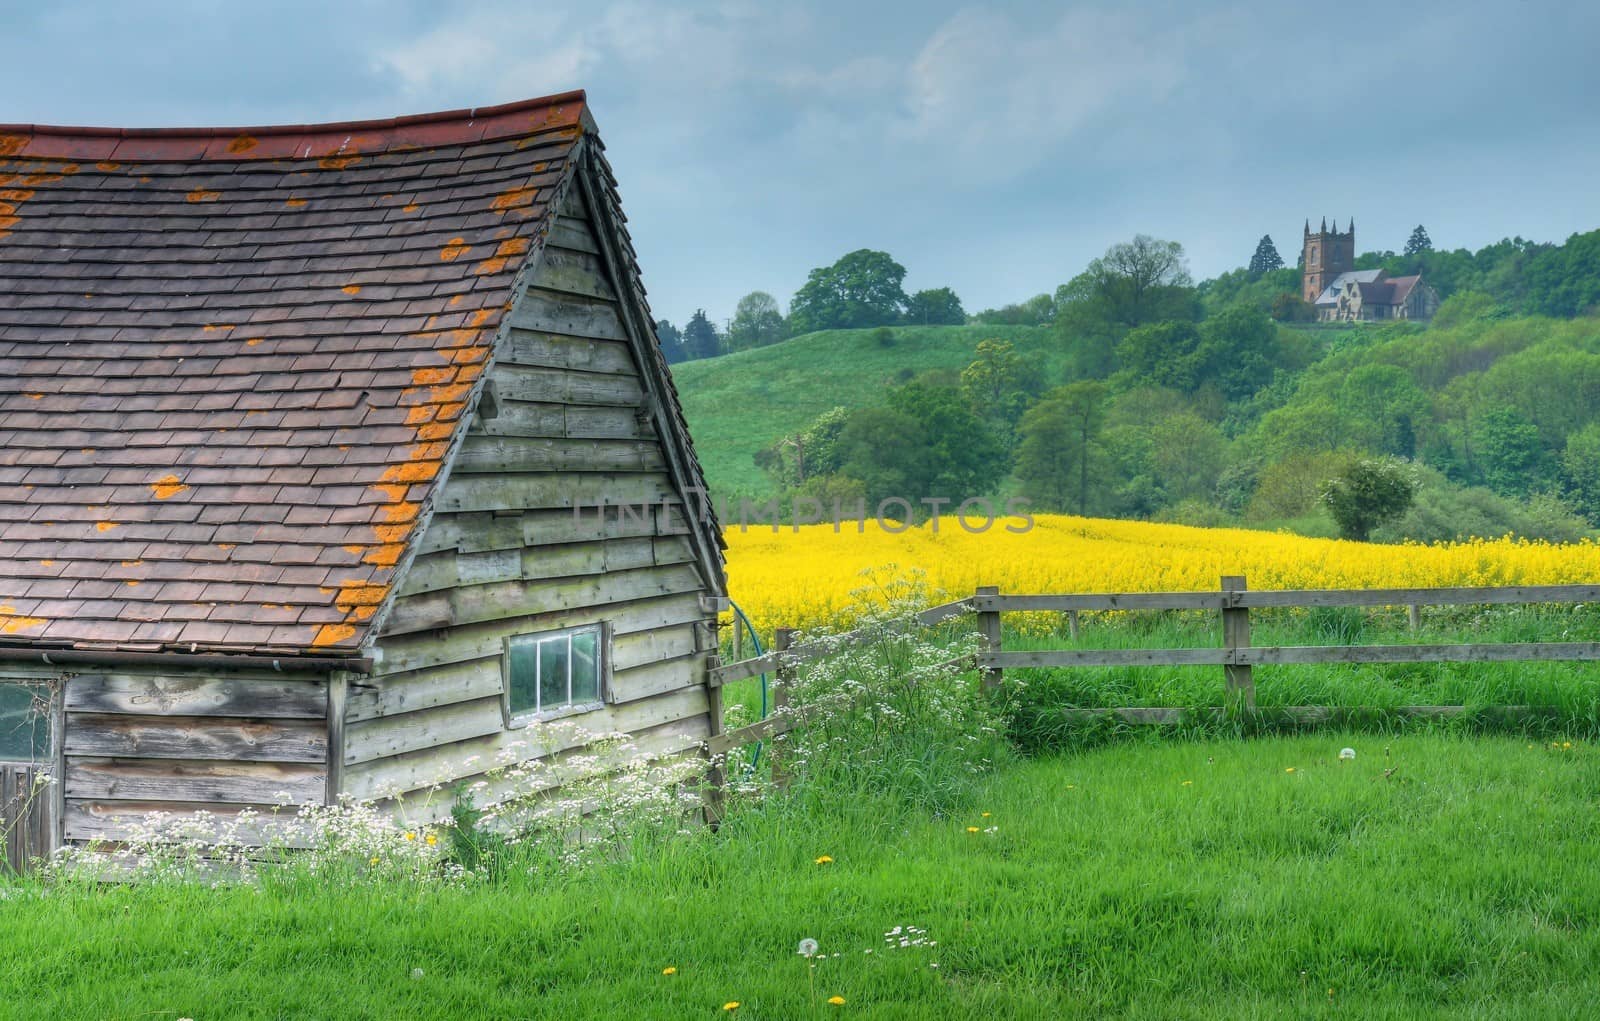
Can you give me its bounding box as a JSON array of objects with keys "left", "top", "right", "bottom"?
[
  {"left": 1221, "top": 574, "right": 1255, "bottom": 713},
  {"left": 770, "top": 627, "right": 796, "bottom": 789},
  {"left": 1067, "top": 609, "right": 1081, "bottom": 642},
  {"left": 977, "top": 585, "right": 1003, "bottom": 691},
  {"left": 703, "top": 653, "right": 726, "bottom": 829},
  {"left": 1408, "top": 604, "right": 1421, "bottom": 632}
]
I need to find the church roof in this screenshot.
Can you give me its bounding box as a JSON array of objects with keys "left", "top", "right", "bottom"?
[
  {"left": 1314, "top": 269, "right": 1383, "bottom": 306},
  {"left": 0, "top": 94, "right": 614, "bottom": 658}
]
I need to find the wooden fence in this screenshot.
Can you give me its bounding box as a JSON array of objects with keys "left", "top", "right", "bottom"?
[{"left": 702, "top": 576, "right": 1600, "bottom": 807}]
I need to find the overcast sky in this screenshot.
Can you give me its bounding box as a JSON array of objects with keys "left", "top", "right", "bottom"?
[{"left": 5, "top": 0, "right": 1597, "bottom": 327}]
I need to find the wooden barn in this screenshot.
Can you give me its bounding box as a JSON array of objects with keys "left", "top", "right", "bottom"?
[{"left": 0, "top": 92, "right": 727, "bottom": 862}]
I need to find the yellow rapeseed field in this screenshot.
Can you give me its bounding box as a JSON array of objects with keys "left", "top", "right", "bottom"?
[{"left": 724, "top": 514, "right": 1600, "bottom": 632}]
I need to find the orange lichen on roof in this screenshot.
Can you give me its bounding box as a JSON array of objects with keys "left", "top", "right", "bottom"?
[
  {"left": 284, "top": 196, "right": 307, "bottom": 208},
  {"left": 202, "top": 323, "right": 234, "bottom": 333},
  {"left": 402, "top": 202, "right": 419, "bottom": 213},
  {"left": 490, "top": 185, "right": 538, "bottom": 212},
  {"left": 475, "top": 237, "right": 533, "bottom": 276},
  {"left": 95, "top": 521, "right": 118, "bottom": 532},
  {"left": 0, "top": 135, "right": 28, "bottom": 156},
  {"left": 245, "top": 337, "right": 263, "bottom": 346},
  {"left": 342, "top": 284, "right": 362, "bottom": 295},
  {"left": 226, "top": 135, "right": 259, "bottom": 154},
  {"left": 0, "top": 606, "right": 46, "bottom": 634},
  {"left": 318, "top": 155, "right": 361, "bottom": 170},
  {"left": 311, "top": 623, "right": 357, "bottom": 647},
  {"left": 439, "top": 238, "right": 470, "bottom": 262},
  {"left": 186, "top": 188, "right": 221, "bottom": 203},
  {"left": 95, "top": 161, "right": 120, "bottom": 171},
  {"left": 150, "top": 474, "right": 189, "bottom": 499},
  {"left": 410, "top": 366, "right": 455, "bottom": 386}
]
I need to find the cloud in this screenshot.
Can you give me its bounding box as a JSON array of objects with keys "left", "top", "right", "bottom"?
[{"left": 894, "top": 6, "right": 1189, "bottom": 157}]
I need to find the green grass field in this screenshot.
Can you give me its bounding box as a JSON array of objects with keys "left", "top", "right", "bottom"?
[
  {"left": 672, "top": 325, "right": 1054, "bottom": 500},
  {"left": 5, "top": 733, "right": 1598, "bottom": 1019}
]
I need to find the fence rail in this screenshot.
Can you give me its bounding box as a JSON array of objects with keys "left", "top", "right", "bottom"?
[{"left": 704, "top": 574, "right": 1600, "bottom": 797}]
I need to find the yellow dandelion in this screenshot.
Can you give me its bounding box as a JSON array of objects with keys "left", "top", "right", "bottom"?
[
  {"left": 425, "top": 833, "right": 438, "bottom": 846},
  {"left": 1285, "top": 767, "right": 1296, "bottom": 773},
  {"left": 966, "top": 826, "right": 980, "bottom": 833},
  {"left": 1181, "top": 780, "right": 1193, "bottom": 786},
  {"left": 662, "top": 966, "right": 677, "bottom": 975},
  {"left": 980, "top": 812, "right": 991, "bottom": 818},
  {"left": 827, "top": 995, "right": 847, "bottom": 1005},
  {"left": 368, "top": 857, "right": 379, "bottom": 865},
  {"left": 814, "top": 855, "right": 834, "bottom": 865},
  {"left": 404, "top": 831, "right": 416, "bottom": 841},
  {"left": 723, "top": 1002, "right": 740, "bottom": 1012},
  {"left": 1563, "top": 742, "right": 1573, "bottom": 749}
]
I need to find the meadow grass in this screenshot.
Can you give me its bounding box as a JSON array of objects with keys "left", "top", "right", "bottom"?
[
  {"left": 3, "top": 733, "right": 1597, "bottom": 1019},
  {"left": 672, "top": 324, "right": 1053, "bottom": 500}
]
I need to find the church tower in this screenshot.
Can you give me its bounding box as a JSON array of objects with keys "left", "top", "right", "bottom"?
[{"left": 1302, "top": 217, "right": 1355, "bottom": 304}]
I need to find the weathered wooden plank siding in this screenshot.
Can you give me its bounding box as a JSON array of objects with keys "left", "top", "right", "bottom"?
[
  {"left": 355, "top": 187, "right": 718, "bottom": 806},
  {"left": 60, "top": 670, "right": 329, "bottom": 845}
]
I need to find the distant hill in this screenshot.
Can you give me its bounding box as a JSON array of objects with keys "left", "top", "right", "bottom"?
[{"left": 672, "top": 324, "right": 1055, "bottom": 500}]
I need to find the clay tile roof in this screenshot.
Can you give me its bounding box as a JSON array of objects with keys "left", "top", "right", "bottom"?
[
  {"left": 0, "top": 93, "right": 596, "bottom": 658},
  {"left": 1386, "top": 275, "right": 1420, "bottom": 301}
]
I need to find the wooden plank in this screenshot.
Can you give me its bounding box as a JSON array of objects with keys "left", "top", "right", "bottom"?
[
  {"left": 610, "top": 653, "right": 708, "bottom": 706},
  {"left": 376, "top": 590, "right": 708, "bottom": 673},
  {"left": 548, "top": 217, "right": 600, "bottom": 255},
  {"left": 531, "top": 248, "right": 618, "bottom": 302},
  {"left": 976, "top": 593, "right": 1223, "bottom": 612},
  {"left": 63, "top": 714, "right": 327, "bottom": 764},
  {"left": 979, "top": 649, "right": 1230, "bottom": 668},
  {"left": 345, "top": 694, "right": 506, "bottom": 766},
  {"left": 325, "top": 674, "right": 347, "bottom": 804},
  {"left": 501, "top": 329, "right": 636, "bottom": 373},
  {"left": 346, "top": 657, "right": 505, "bottom": 724},
  {"left": 491, "top": 363, "right": 644, "bottom": 408},
  {"left": 474, "top": 401, "right": 647, "bottom": 441},
  {"left": 705, "top": 709, "right": 801, "bottom": 757},
  {"left": 382, "top": 561, "right": 704, "bottom": 637},
  {"left": 452, "top": 435, "right": 665, "bottom": 474},
  {"left": 374, "top": 715, "right": 710, "bottom": 827},
  {"left": 612, "top": 623, "right": 699, "bottom": 672},
  {"left": 64, "top": 674, "right": 327, "bottom": 719},
  {"left": 1235, "top": 584, "right": 1600, "bottom": 609},
  {"left": 414, "top": 512, "right": 525, "bottom": 556},
  {"left": 63, "top": 800, "right": 317, "bottom": 848},
  {"left": 63, "top": 757, "right": 325, "bottom": 804},
  {"left": 435, "top": 471, "right": 675, "bottom": 514},
  {"left": 507, "top": 290, "right": 628, "bottom": 342},
  {"left": 1235, "top": 642, "right": 1600, "bottom": 666},
  {"left": 340, "top": 686, "right": 710, "bottom": 801}
]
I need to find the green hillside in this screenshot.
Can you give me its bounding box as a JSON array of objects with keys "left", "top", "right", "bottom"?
[{"left": 672, "top": 324, "right": 1054, "bottom": 499}]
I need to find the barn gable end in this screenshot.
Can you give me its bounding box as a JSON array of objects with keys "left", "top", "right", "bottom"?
[{"left": 343, "top": 156, "right": 725, "bottom": 814}]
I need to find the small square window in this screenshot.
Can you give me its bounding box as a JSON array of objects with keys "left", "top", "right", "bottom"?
[{"left": 503, "top": 624, "right": 608, "bottom": 723}]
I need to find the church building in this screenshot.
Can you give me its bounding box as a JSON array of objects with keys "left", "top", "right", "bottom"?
[{"left": 1302, "top": 219, "right": 1440, "bottom": 323}]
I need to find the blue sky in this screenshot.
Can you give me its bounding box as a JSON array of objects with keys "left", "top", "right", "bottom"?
[{"left": 5, "top": 0, "right": 1598, "bottom": 329}]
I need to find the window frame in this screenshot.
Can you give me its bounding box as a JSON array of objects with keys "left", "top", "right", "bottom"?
[{"left": 500, "top": 622, "right": 611, "bottom": 727}]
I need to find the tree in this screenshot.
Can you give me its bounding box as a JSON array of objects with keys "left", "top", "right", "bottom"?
[
  {"left": 1056, "top": 236, "right": 1198, "bottom": 379},
  {"left": 1248, "top": 235, "right": 1284, "bottom": 276},
  {"left": 1404, "top": 225, "right": 1433, "bottom": 256},
  {"left": 836, "top": 385, "right": 1005, "bottom": 506},
  {"left": 959, "top": 338, "right": 1044, "bottom": 449},
  {"left": 787, "top": 249, "right": 909, "bottom": 333},
  {"left": 971, "top": 293, "right": 1056, "bottom": 326},
  {"left": 1190, "top": 304, "right": 1280, "bottom": 401},
  {"left": 1472, "top": 405, "right": 1547, "bottom": 497},
  {"left": 655, "top": 319, "right": 687, "bottom": 364},
  {"left": 1561, "top": 422, "right": 1600, "bottom": 523},
  {"left": 1116, "top": 320, "right": 1202, "bottom": 390},
  {"left": 683, "top": 309, "right": 721, "bottom": 360},
  {"left": 726, "top": 291, "right": 786, "bottom": 351},
  {"left": 1015, "top": 382, "right": 1109, "bottom": 515},
  {"left": 904, "top": 287, "right": 966, "bottom": 325},
  {"left": 1320, "top": 457, "right": 1418, "bottom": 541}
]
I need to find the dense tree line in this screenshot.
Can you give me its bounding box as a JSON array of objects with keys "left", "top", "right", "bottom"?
[{"left": 743, "top": 226, "right": 1600, "bottom": 542}]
